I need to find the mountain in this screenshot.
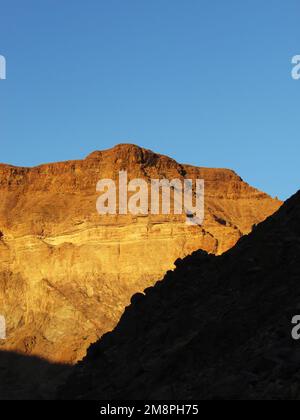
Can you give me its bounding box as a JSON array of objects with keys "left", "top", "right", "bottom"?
[
  {"left": 61, "top": 190, "right": 300, "bottom": 400},
  {"left": 0, "top": 144, "right": 281, "bottom": 364}
]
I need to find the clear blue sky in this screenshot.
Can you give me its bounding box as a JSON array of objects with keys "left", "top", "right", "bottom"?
[{"left": 0, "top": 0, "right": 299, "bottom": 199}]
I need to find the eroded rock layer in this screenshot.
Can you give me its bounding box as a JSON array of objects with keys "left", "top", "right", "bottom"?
[{"left": 0, "top": 144, "right": 281, "bottom": 363}]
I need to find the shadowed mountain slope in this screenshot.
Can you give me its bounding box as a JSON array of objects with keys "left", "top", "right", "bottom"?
[
  {"left": 0, "top": 351, "right": 70, "bottom": 400},
  {"left": 61, "top": 190, "right": 300, "bottom": 400},
  {"left": 0, "top": 144, "right": 281, "bottom": 363}
]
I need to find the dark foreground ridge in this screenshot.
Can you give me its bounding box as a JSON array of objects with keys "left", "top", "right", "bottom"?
[
  {"left": 0, "top": 351, "right": 70, "bottom": 400},
  {"left": 61, "top": 190, "right": 300, "bottom": 400}
]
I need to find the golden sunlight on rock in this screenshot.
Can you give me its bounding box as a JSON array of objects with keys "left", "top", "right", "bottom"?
[{"left": 0, "top": 144, "right": 282, "bottom": 363}]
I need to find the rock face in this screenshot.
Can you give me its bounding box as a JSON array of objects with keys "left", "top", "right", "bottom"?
[
  {"left": 0, "top": 144, "right": 281, "bottom": 363},
  {"left": 62, "top": 190, "right": 300, "bottom": 401}
]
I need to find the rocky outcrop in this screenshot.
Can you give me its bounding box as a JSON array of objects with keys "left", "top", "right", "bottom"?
[
  {"left": 61, "top": 190, "right": 300, "bottom": 400},
  {"left": 0, "top": 144, "right": 281, "bottom": 363}
]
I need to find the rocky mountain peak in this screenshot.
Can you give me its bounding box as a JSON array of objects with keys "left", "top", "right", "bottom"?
[{"left": 0, "top": 145, "right": 281, "bottom": 367}]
